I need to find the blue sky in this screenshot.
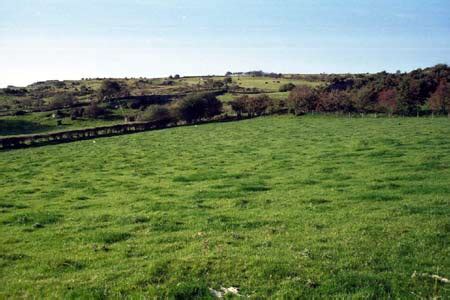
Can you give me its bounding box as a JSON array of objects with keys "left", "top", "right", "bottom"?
[{"left": 1, "top": 0, "right": 450, "bottom": 87}]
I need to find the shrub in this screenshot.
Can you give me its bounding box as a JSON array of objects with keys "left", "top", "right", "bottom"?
[
  {"left": 49, "top": 93, "right": 76, "bottom": 109},
  {"left": 268, "top": 99, "right": 288, "bottom": 114},
  {"left": 223, "top": 77, "right": 232, "bottom": 84},
  {"left": 84, "top": 101, "right": 107, "bottom": 119},
  {"left": 4, "top": 87, "right": 27, "bottom": 96},
  {"left": 162, "top": 80, "right": 174, "bottom": 86},
  {"left": 317, "top": 90, "right": 353, "bottom": 113},
  {"left": 13, "top": 110, "right": 27, "bottom": 116},
  {"left": 249, "top": 94, "right": 270, "bottom": 116},
  {"left": 279, "top": 83, "right": 296, "bottom": 92},
  {"left": 287, "top": 86, "right": 318, "bottom": 115},
  {"left": 176, "top": 93, "right": 222, "bottom": 123},
  {"left": 230, "top": 95, "right": 248, "bottom": 118},
  {"left": 202, "top": 93, "right": 223, "bottom": 118},
  {"left": 230, "top": 94, "right": 271, "bottom": 117},
  {"left": 137, "top": 105, "right": 175, "bottom": 126},
  {"left": 70, "top": 107, "right": 84, "bottom": 120},
  {"left": 98, "top": 80, "right": 128, "bottom": 101}
]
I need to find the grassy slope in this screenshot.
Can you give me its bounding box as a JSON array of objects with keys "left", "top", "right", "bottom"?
[
  {"left": 235, "top": 77, "right": 322, "bottom": 91},
  {"left": 0, "top": 76, "right": 324, "bottom": 136},
  {"left": 1, "top": 116, "right": 449, "bottom": 298}
]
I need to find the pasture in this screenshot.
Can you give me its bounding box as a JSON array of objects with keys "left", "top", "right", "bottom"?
[
  {"left": 232, "top": 76, "right": 322, "bottom": 92},
  {"left": 0, "top": 116, "right": 449, "bottom": 298}
]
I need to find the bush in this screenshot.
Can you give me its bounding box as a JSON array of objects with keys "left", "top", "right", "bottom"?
[
  {"left": 13, "top": 110, "right": 26, "bottom": 116},
  {"left": 268, "top": 99, "right": 288, "bottom": 114},
  {"left": 244, "top": 94, "right": 270, "bottom": 117},
  {"left": 176, "top": 93, "right": 222, "bottom": 123},
  {"left": 230, "top": 95, "right": 248, "bottom": 118},
  {"left": 70, "top": 107, "right": 84, "bottom": 120},
  {"left": 162, "top": 80, "right": 174, "bottom": 86},
  {"left": 279, "top": 83, "right": 296, "bottom": 92},
  {"left": 223, "top": 77, "right": 232, "bottom": 84},
  {"left": 230, "top": 94, "right": 271, "bottom": 117},
  {"left": 98, "top": 80, "right": 128, "bottom": 101},
  {"left": 317, "top": 90, "right": 354, "bottom": 113},
  {"left": 203, "top": 93, "right": 223, "bottom": 118},
  {"left": 288, "top": 86, "right": 318, "bottom": 115},
  {"left": 137, "top": 105, "right": 175, "bottom": 126},
  {"left": 84, "top": 101, "right": 108, "bottom": 119},
  {"left": 49, "top": 93, "right": 76, "bottom": 109}
]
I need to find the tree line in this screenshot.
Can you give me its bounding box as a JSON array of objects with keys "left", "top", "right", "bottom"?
[
  {"left": 78, "top": 64, "right": 450, "bottom": 126},
  {"left": 134, "top": 92, "right": 223, "bottom": 126},
  {"left": 3, "top": 64, "right": 449, "bottom": 123},
  {"left": 303, "top": 64, "right": 450, "bottom": 116},
  {"left": 229, "top": 64, "right": 450, "bottom": 117}
]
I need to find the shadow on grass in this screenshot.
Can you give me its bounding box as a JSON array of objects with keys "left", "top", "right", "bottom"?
[{"left": 0, "top": 119, "right": 54, "bottom": 136}]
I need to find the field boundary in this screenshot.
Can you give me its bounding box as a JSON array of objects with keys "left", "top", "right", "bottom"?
[{"left": 0, "top": 115, "right": 242, "bottom": 150}]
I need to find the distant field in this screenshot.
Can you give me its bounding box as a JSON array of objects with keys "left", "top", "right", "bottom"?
[
  {"left": 182, "top": 76, "right": 323, "bottom": 92},
  {"left": 1, "top": 116, "right": 449, "bottom": 298},
  {"left": 234, "top": 77, "right": 322, "bottom": 91}
]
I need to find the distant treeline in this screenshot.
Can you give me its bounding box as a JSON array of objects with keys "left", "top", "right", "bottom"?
[
  {"left": 230, "top": 64, "right": 450, "bottom": 117},
  {"left": 2, "top": 64, "right": 449, "bottom": 121}
]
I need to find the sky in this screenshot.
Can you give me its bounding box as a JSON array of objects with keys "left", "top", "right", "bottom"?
[{"left": 1, "top": 0, "right": 450, "bottom": 87}]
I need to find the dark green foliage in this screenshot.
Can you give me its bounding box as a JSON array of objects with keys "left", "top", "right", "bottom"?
[
  {"left": 84, "top": 100, "right": 108, "bottom": 119},
  {"left": 176, "top": 92, "right": 222, "bottom": 123},
  {"left": 223, "top": 77, "right": 232, "bottom": 84},
  {"left": 176, "top": 94, "right": 207, "bottom": 123},
  {"left": 0, "top": 119, "right": 53, "bottom": 135},
  {"left": 70, "top": 107, "right": 84, "bottom": 120},
  {"left": 98, "top": 80, "right": 128, "bottom": 101},
  {"left": 137, "top": 105, "right": 175, "bottom": 125},
  {"left": 49, "top": 92, "right": 76, "bottom": 109},
  {"left": 168, "top": 281, "right": 211, "bottom": 299},
  {"left": 279, "top": 82, "right": 296, "bottom": 92}
]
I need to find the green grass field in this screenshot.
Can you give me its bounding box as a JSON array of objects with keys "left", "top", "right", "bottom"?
[
  {"left": 1, "top": 116, "right": 449, "bottom": 298},
  {"left": 232, "top": 77, "right": 322, "bottom": 92},
  {"left": 179, "top": 76, "right": 322, "bottom": 92}
]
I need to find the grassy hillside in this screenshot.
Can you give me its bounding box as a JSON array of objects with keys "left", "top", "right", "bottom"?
[
  {"left": 233, "top": 76, "right": 322, "bottom": 91},
  {"left": 0, "top": 75, "right": 323, "bottom": 137},
  {"left": 1, "top": 116, "right": 449, "bottom": 298}
]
